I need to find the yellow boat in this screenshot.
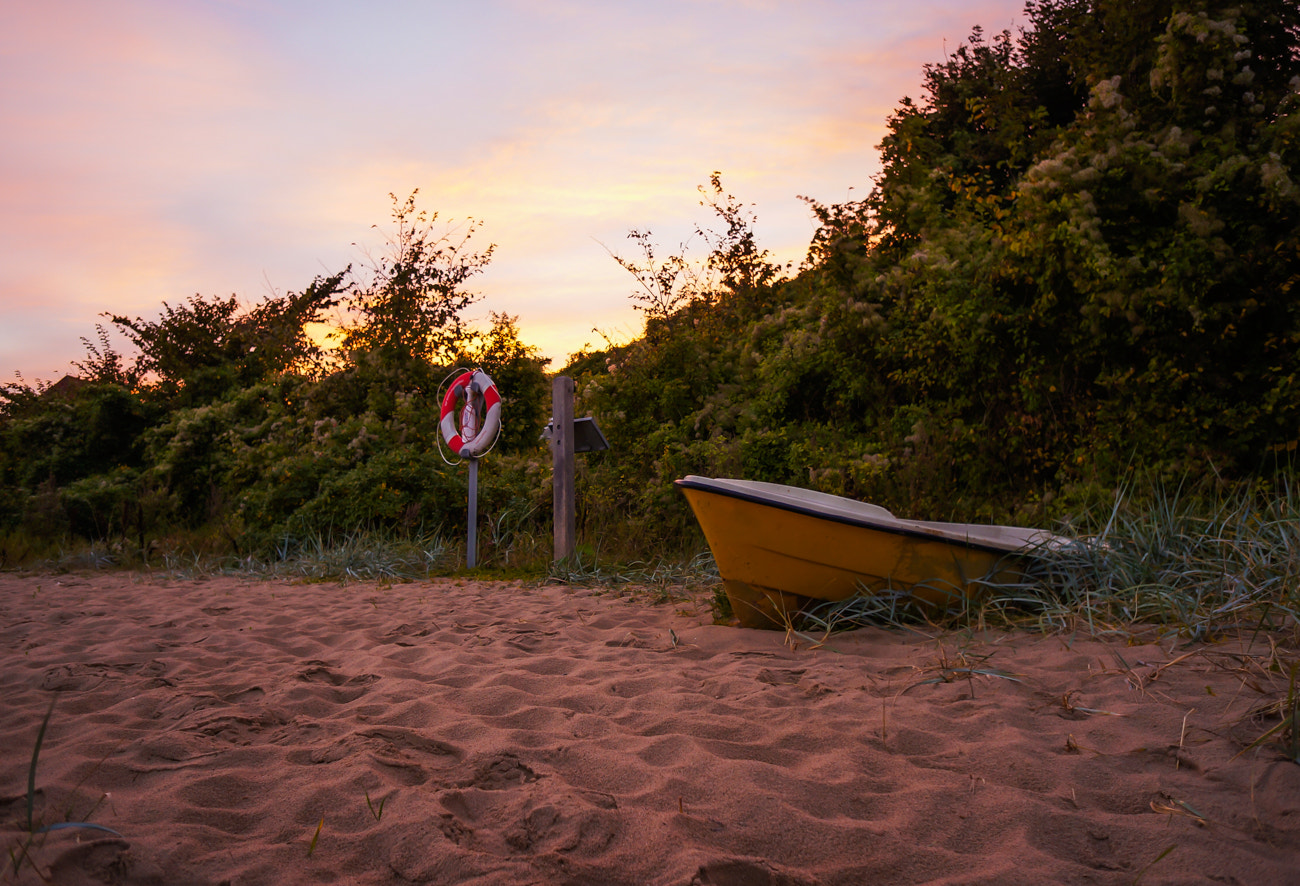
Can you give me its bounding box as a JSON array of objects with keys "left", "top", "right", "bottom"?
[{"left": 675, "top": 475, "right": 1065, "bottom": 629}]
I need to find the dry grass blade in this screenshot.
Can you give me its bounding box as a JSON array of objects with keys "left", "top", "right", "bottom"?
[
  {"left": 1132, "top": 843, "right": 1179, "bottom": 885},
  {"left": 904, "top": 667, "right": 1024, "bottom": 691},
  {"left": 1234, "top": 659, "right": 1300, "bottom": 763},
  {"left": 1149, "top": 794, "right": 1208, "bottom": 825},
  {"left": 10, "top": 697, "right": 125, "bottom": 878},
  {"left": 26, "top": 697, "right": 55, "bottom": 833},
  {"left": 307, "top": 817, "right": 324, "bottom": 857}
]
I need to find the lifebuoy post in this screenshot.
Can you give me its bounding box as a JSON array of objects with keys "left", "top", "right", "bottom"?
[
  {"left": 552, "top": 376, "right": 576, "bottom": 562},
  {"left": 467, "top": 457, "right": 479, "bottom": 568},
  {"left": 439, "top": 368, "right": 502, "bottom": 568}
]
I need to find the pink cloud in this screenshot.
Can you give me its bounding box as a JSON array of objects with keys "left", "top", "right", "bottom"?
[{"left": 1, "top": 0, "right": 1031, "bottom": 376}]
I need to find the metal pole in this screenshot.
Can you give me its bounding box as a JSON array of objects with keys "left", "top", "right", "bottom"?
[
  {"left": 552, "top": 376, "right": 575, "bottom": 562},
  {"left": 467, "top": 456, "right": 478, "bottom": 568}
]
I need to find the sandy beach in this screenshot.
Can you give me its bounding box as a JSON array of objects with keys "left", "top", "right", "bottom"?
[{"left": 2, "top": 572, "right": 1297, "bottom": 885}]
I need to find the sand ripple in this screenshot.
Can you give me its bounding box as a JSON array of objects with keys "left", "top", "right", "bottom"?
[{"left": 2, "top": 573, "right": 1298, "bottom": 884}]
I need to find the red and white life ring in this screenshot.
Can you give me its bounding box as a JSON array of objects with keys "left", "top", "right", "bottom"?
[{"left": 439, "top": 369, "right": 501, "bottom": 458}]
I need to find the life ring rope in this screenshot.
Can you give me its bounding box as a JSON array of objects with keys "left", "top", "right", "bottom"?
[{"left": 437, "top": 367, "right": 502, "bottom": 462}]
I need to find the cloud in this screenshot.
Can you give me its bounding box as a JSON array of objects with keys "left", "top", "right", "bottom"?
[{"left": 1, "top": 0, "right": 1030, "bottom": 376}]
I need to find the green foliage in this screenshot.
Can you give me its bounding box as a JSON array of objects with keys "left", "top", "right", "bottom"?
[
  {"left": 109, "top": 272, "right": 348, "bottom": 405},
  {"left": 3, "top": 2, "right": 1297, "bottom": 570},
  {"left": 604, "top": 172, "right": 790, "bottom": 338},
  {"left": 0, "top": 192, "right": 554, "bottom": 564},
  {"left": 694, "top": 172, "right": 790, "bottom": 323},
  {"left": 75, "top": 323, "right": 141, "bottom": 387},
  {"left": 1000, "top": 3, "right": 1300, "bottom": 468},
  {"left": 0, "top": 380, "right": 159, "bottom": 547},
  {"left": 562, "top": 0, "right": 1299, "bottom": 552},
  {"left": 790, "top": 0, "right": 1300, "bottom": 506}
]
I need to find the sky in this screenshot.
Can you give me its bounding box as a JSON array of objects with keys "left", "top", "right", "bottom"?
[{"left": 2, "top": 0, "right": 1030, "bottom": 382}]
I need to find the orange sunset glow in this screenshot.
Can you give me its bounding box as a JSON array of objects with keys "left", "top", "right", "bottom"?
[{"left": 2, "top": 0, "right": 1029, "bottom": 378}]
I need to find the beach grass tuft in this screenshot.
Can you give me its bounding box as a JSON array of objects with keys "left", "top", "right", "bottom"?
[
  {"left": 1235, "top": 659, "right": 1300, "bottom": 764},
  {"left": 265, "top": 530, "right": 453, "bottom": 582},
  {"left": 8, "top": 699, "right": 56, "bottom": 876},
  {"left": 8, "top": 697, "right": 123, "bottom": 878},
  {"left": 547, "top": 548, "right": 718, "bottom": 604},
  {"left": 791, "top": 476, "right": 1300, "bottom": 761}
]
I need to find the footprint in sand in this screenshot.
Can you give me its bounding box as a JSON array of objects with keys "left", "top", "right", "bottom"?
[
  {"left": 690, "top": 856, "right": 821, "bottom": 886},
  {"left": 465, "top": 751, "right": 540, "bottom": 790}
]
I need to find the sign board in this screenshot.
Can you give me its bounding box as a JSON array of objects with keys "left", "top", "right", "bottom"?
[{"left": 571, "top": 417, "right": 609, "bottom": 453}]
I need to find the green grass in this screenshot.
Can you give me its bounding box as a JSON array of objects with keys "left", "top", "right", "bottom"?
[
  {"left": 9, "top": 474, "right": 1297, "bottom": 641},
  {"left": 546, "top": 547, "right": 718, "bottom": 605},
  {"left": 1, "top": 522, "right": 720, "bottom": 595},
  {"left": 261, "top": 530, "right": 455, "bottom": 581},
  {"left": 1013, "top": 475, "right": 1300, "bottom": 638},
  {"left": 790, "top": 475, "right": 1300, "bottom": 763},
  {"left": 8, "top": 699, "right": 123, "bottom": 878}
]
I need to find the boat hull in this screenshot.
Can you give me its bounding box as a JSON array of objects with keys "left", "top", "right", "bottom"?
[{"left": 676, "top": 476, "right": 1054, "bottom": 629}]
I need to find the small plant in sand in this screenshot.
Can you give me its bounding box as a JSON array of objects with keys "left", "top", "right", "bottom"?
[
  {"left": 901, "top": 644, "right": 1024, "bottom": 698},
  {"left": 1236, "top": 659, "right": 1300, "bottom": 764},
  {"left": 364, "top": 790, "right": 387, "bottom": 823},
  {"left": 7, "top": 699, "right": 122, "bottom": 878},
  {"left": 306, "top": 817, "right": 324, "bottom": 857}
]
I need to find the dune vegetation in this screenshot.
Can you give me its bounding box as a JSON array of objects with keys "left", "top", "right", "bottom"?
[{"left": 3, "top": 0, "right": 1299, "bottom": 631}]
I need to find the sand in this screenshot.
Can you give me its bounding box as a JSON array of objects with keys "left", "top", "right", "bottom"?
[{"left": 2, "top": 572, "right": 1298, "bottom": 885}]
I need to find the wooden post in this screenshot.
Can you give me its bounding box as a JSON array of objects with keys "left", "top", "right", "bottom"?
[{"left": 552, "top": 376, "right": 575, "bottom": 562}]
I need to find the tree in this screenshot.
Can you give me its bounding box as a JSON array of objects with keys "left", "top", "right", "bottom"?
[
  {"left": 1008, "top": 2, "right": 1300, "bottom": 462},
  {"left": 108, "top": 271, "right": 348, "bottom": 404},
  {"left": 75, "top": 324, "right": 141, "bottom": 387},
  {"left": 606, "top": 173, "right": 787, "bottom": 341},
  {"left": 343, "top": 191, "right": 494, "bottom": 368},
  {"left": 798, "top": 0, "right": 1300, "bottom": 496},
  {"left": 604, "top": 228, "right": 702, "bottom": 336},
  {"left": 695, "top": 172, "right": 789, "bottom": 322}
]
